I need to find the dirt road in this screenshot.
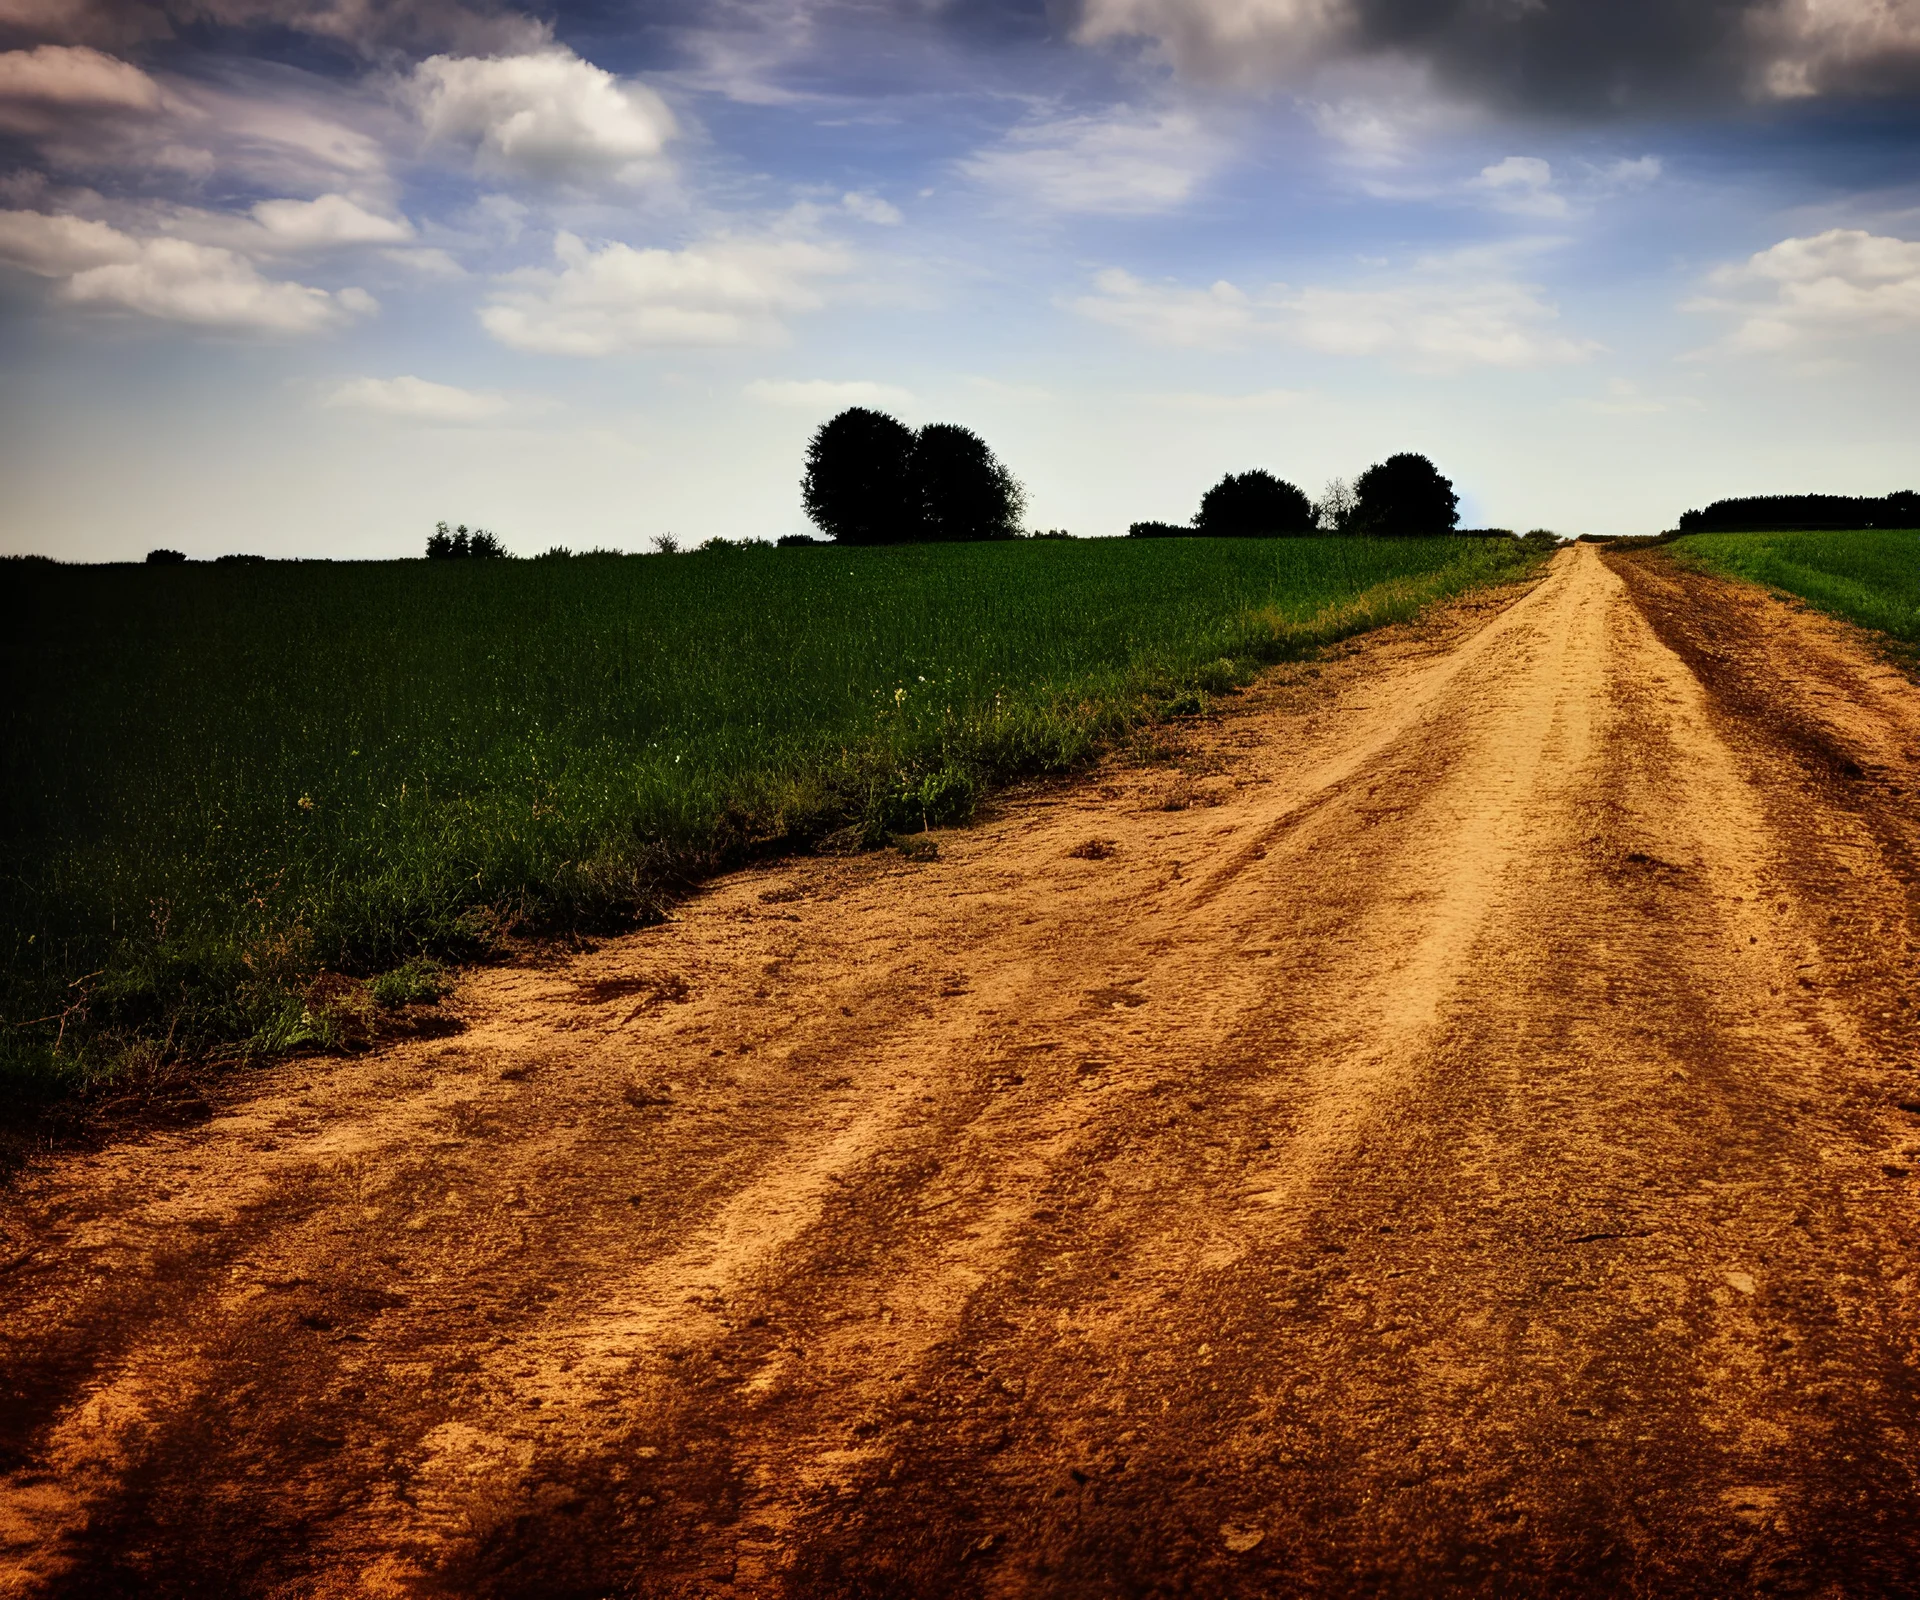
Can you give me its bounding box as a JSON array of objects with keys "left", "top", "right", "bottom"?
[{"left": 4, "top": 543, "right": 1919, "bottom": 1598}]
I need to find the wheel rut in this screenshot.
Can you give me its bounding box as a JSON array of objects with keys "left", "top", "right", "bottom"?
[{"left": 3, "top": 544, "right": 1918, "bottom": 1598}]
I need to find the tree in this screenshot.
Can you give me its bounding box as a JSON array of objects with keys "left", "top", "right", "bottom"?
[
  {"left": 1195, "top": 470, "right": 1314, "bottom": 536},
  {"left": 911, "top": 422, "right": 1024, "bottom": 542},
  {"left": 1315, "top": 477, "right": 1357, "bottom": 533},
  {"left": 802, "top": 407, "right": 920, "bottom": 544},
  {"left": 1352, "top": 454, "right": 1459, "bottom": 535}
]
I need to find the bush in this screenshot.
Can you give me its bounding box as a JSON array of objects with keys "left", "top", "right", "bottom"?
[
  {"left": 778, "top": 533, "right": 826, "bottom": 547},
  {"left": 146, "top": 549, "right": 187, "bottom": 564},
  {"left": 426, "top": 523, "right": 510, "bottom": 559},
  {"left": 1128, "top": 521, "right": 1194, "bottom": 539},
  {"left": 1196, "top": 470, "right": 1315, "bottom": 536},
  {"left": 802, "top": 407, "right": 920, "bottom": 544},
  {"left": 1353, "top": 454, "right": 1459, "bottom": 535}
]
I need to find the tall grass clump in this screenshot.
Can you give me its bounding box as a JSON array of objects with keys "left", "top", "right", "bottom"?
[
  {"left": 1, "top": 535, "right": 1539, "bottom": 1112},
  {"left": 1670, "top": 528, "right": 1920, "bottom": 647}
]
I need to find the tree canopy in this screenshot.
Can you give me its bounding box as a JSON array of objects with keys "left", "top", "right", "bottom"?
[
  {"left": 1352, "top": 454, "right": 1459, "bottom": 535},
  {"left": 802, "top": 409, "right": 1025, "bottom": 544},
  {"left": 912, "top": 422, "right": 1024, "bottom": 542},
  {"left": 801, "top": 408, "right": 920, "bottom": 545},
  {"left": 1677, "top": 491, "right": 1919, "bottom": 532},
  {"left": 1195, "top": 470, "right": 1315, "bottom": 536}
]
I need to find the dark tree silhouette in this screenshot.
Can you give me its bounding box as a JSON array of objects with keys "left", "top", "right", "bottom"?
[
  {"left": 1677, "top": 490, "right": 1919, "bottom": 532},
  {"left": 1195, "top": 470, "right": 1315, "bottom": 536},
  {"left": 801, "top": 408, "right": 920, "bottom": 544},
  {"left": 912, "top": 422, "right": 1025, "bottom": 542},
  {"left": 1352, "top": 454, "right": 1459, "bottom": 535},
  {"left": 145, "top": 549, "right": 187, "bottom": 564}
]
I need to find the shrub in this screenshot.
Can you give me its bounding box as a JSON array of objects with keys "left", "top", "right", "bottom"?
[
  {"left": 1196, "top": 470, "right": 1315, "bottom": 536},
  {"left": 802, "top": 407, "right": 920, "bottom": 544},
  {"left": 1352, "top": 454, "right": 1459, "bottom": 535},
  {"left": 778, "top": 533, "right": 826, "bottom": 547},
  {"left": 1128, "top": 521, "right": 1194, "bottom": 539},
  {"left": 146, "top": 549, "right": 187, "bottom": 564}
]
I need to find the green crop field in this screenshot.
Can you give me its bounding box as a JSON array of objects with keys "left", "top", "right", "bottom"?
[
  {"left": 1670, "top": 529, "right": 1920, "bottom": 648},
  {"left": 1, "top": 535, "right": 1540, "bottom": 1114}
]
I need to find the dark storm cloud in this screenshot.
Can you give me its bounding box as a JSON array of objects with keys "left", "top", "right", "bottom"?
[
  {"left": 1070, "top": 0, "right": 1920, "bottom": 112},
  {"left": 0, "top": 0, "right": 547, "bottom": 59}
]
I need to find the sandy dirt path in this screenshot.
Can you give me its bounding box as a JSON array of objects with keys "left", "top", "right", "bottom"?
[{"left": 3, "top": 542, "right": 1919, "bottom": 1598}]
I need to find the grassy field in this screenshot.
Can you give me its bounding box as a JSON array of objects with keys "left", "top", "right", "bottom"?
[
  {"left": 2, "top": 535, "right": 1540, "bottom": 1112},
  {"left": 1670, "top": 529, "right": 1920, "bottom": 648}
]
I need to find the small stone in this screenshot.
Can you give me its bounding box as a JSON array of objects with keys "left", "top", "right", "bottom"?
[{"left": 1724, "top": 1270, "right": 1755, "bottom": 1295}]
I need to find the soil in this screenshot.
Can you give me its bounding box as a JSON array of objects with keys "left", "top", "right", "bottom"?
[{"left": 3, "top": 543, "right": 1919, "bottom": 1599}]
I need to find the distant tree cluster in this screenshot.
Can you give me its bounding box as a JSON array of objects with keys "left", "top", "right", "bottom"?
[
  {"left": 802, "top": 408, "right": 1026, "bottom": 544},
  {"left": 427, "top": 522, "right": 509, "bottom": 559},
  {"left": 1130, "top": 452, "right": 1461, "bottom": 539},
  {"left": 1677, "top": 490, "right": 1919, "bottom": 533}
]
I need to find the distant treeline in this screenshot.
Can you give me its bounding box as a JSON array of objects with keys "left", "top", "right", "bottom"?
[
  {"left": 1131, "top": 453, "right": 1465, "bottom": 540},
  {"left": 1678, "top": 491, "right": 1919, "bottom": 533}
]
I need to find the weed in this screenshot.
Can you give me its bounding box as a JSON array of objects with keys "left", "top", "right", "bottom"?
[{"left": 368, "top": 958, "right": 447, "bottom": 1011}]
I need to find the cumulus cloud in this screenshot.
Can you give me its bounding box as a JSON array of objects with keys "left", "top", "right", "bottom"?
[
  {"left": 409, "top": 48, "right": 677, "bottom": 185},
  {"left": 1688, "top": 227, "right": 1920, "bottom": 353},
  {"left": 1468, "top": 156, "right": 1568, "bottom": 219},
  {"left": 1072, "top": 250, "right": 1598, "bottom": 370},
  {"left": 0, "top": 207, "right": 375, "bottom": 331},
  {"left": 960, "top": 108, "right": 1224, "bottom": 216},
  {"left": 252, "top": 193, "right": 412, "bottom": 248},
  {"left": 323, "top": 373, "right": 513, "bottom": 421},
  {"left": 745, "top": 377, "right": 915, "bottom": 409},
  {"left": 481, "top": 228, "right": 851, "bottom": 355},
  {"left": 1068, "top": 0, "right": 1920, "bottom": 111}
]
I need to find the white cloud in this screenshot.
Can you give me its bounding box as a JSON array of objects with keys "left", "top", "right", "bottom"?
[
  {"left": 324, "top": 374, "right": 514, "bottom": 422},
  {"left": 1072, "top": 250, "right": 1598, "bottom": 371},
  {"left": 1074, "top": 0, "right": 1353, "bottom": 88},
  {"left": 409, "top": 48, "right": 677, "bottom": 185},
  {"left": 1687, "top": 227, "right": 1920, "bottom": 353},
  {"left": 0, "top": 43, "right": 161, "bottom": 119},
  {"left": 0, "top": 207, "right": 375, "bottom": 332},
  {"left": 252, "top": 193, "right": 413, "bottom": 248},
  {"left": 0, "top": 206, "right": 134, "bottom": 274},
  {"left": 960, "top": 109, "right": 1223, "bottom": 216},
  {"left": 840, "top": 190, "right": 902, "bottom": 226},
  {"left": 481, "top": 228, "right": 850, "bottom": 355},
  {"left": 1470, "top": 156, "right": 1570, "bottom": 219},
  {"left": 744, "top": 377, "right": 914, "bottom": 409}
]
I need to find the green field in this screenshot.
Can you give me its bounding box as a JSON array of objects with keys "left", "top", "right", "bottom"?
[
  {"left": 1669, "top": 529, "right": 1920, "bottom": 648},
  {"left": 2, "top": 536, "right": 1539, "bottom": 1110}
]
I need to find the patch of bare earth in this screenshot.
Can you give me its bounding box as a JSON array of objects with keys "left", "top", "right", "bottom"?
[{"left": 3, "top": 545, "right": 1918, "bottom": 1598}]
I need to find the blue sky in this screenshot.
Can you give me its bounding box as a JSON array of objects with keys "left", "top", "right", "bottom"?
[{"left": 2, "top": 0, "right": 1917, "bottom": 555}]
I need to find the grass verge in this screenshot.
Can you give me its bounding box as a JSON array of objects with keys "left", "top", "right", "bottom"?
[
  {"left": 1668, "top": 529, "right": 1920, "bottom": 652},
  {"left": 2, "top": 536, "right": 1542, "bottom": 1122}
]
